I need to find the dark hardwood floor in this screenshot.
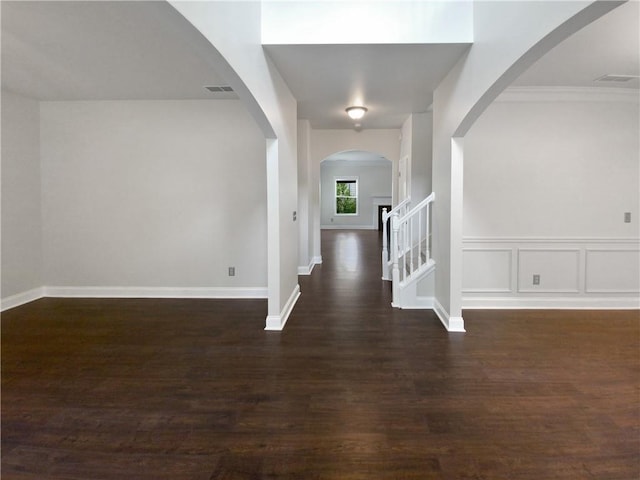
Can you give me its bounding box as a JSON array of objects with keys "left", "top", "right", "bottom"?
[{"left": 2, "top": 230, "right": 639, "bottom": 479}]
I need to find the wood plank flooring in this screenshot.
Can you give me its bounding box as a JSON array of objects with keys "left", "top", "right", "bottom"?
[{"left": 2, "top": 229, "right": 639, "bottom": 479}]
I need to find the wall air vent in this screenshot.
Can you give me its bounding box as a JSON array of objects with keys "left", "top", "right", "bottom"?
[
  {"left": 203, "top": 85, "right": 238, "bottom": 99},
  {"left": 594, "top": 74, "right": 639, "bottom": 83}
]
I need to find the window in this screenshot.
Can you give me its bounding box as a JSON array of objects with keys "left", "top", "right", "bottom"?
[{"left": 335, "top": 178, "right": 358, "bottom": 215}]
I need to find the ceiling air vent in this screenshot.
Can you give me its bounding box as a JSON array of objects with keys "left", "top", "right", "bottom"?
[
  {"left": 595, "top": 74, "right": 639, "bottom": 83},
  {"left": 203, "top": 85, "right": 238, "bottom": 99},
  {"left": 205, "top": 85, "right": 234, "bottom": 92}
]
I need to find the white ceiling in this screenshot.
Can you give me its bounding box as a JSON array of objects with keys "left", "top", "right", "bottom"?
[
  {"left": 1, "top": 0, "right": 230, "bottom": 100},
  {"left": 264, "top": 43, "right": 471, "bottom": 129},
  {"left": 322, "top": 150, "right": 391, "bottom": 163},
  {"left": 514, "top": 0, "right": 639, "bottom": 89},
  {"left": 1, "top": 1, "right": 638, "bottom": 129}
]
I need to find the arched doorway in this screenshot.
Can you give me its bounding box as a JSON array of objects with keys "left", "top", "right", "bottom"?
[{"left": 320, "top": 150, "right": 393, "bottom": 232}]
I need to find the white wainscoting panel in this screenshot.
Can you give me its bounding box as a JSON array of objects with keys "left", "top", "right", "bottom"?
[
  {"left": 585, "top": 249, "right": 640, "bottom": 293},
  {"left": 462, "top": 238, "right": 640, "bottom": 309},
  {"left": 517, "top": 248, "right": 580, "bottom": 293},
  {"left": 462, "top": 248, "right": 512, "bottom": 293}
]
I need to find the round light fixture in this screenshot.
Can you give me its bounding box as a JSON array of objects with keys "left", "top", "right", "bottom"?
[{"left": 346, "top": 106, "right": 368, "bottom": 120}]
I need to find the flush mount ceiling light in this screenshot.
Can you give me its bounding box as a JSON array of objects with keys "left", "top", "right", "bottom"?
[{"left": 346, "top": 106, "right": 368, "bottom": 120}]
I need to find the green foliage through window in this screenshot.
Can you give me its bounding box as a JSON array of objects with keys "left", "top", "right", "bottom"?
[{"left": 336, "top": 180, "right": 357, "bottom": 214}]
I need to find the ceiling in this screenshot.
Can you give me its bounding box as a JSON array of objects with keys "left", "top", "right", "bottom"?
[
  {"left": 514, "top": 0, "right": 639, "bottom": 89},
  {"left": 1, "top": 0, "right": 231, "bottom": 101},
  {"left": 322, "top": 150, "right": 392, "bottom": 163},
  {"left": 1, "top": 1, "right": 638, "bottom": 129},
  {"left": 264, "top": 43, "right": 471, "bottom": 129}
]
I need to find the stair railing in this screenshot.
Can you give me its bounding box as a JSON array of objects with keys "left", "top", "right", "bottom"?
[
  {"left": 391, "top": 192, "right": 435, "bottom": 305},
  {"left": 381, "top": 197, "right": 411, "bottom": 280}
]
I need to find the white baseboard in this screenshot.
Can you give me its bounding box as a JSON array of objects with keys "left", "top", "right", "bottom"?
[
  {"left": 434, "top": 298, "right": 466, "bottom": 333},
  {"left": 395, "top": 296, "right": 434, "bottom": 310},
  {"left": 1, "top": 287, "right": 45, "bottom": 312},
  {"left": 463, "top": 296, "right": 640, "bottom": 310},
  {"left": 321, "top": 225, "right": 375, "bottom": 230},
  {"left": 45, "top": 286, "right": 268, "bottom": 299},
  {"left": 298, "top": 260, "right": 315, "bottom": 276},
  {"left": 1, "top": 286, "right": 268, "bottom": 312},
  {"left": 265, "top": 284, "right": 301, "bottom": 331},
  {"left": 298, "top": 255, "right": 324, "bottom": 275}
]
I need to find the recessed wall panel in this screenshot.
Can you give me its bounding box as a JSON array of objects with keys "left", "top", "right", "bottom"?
[
  {"left": 518, "top": 249, "right": 580, "bottom": 293},
  {"left": 586, "top": 249, "right": 640, "bottom": 293},
  {"left": 463, "top": 249, "right": 512, "bottom": 293}
]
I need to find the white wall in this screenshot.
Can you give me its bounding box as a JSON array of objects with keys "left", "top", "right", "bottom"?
[
  {"left": 170, "top": 1, "right": 299, "bottom": 330},
  {"left": 400, "top": 112, "right": 433, "bottom": 205},
  {"left": 1, "top": 90, "right": 43, "bottom": 303},
  {"left": 297, "top": 119, "right": 315, "bottom": 273},
  {"left": 39, "top": 99, "right": 268, "bottom": 292},
  {"left": 431, "top": 1, "right": 618, "bottom": 330},
  {"left": 462, "top": 89, "right": 639, "bottom": 308},
  {"left": 310, "top": 128, "right": 401, "bottom": 260},
  {"left": 320, "top": 160, "right": 392, "bottom": 229}
]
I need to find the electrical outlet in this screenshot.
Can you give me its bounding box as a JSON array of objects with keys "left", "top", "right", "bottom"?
[
  {"left": 624, "top": 212, "right": 631, "bottom": 223},
  {"left": 533, "top": 274, "right": 540, "bottom": 285},
  {"left": 228, "top": 267, "right": 235, "bottom": 277},
  {"left": 293, "top": 211, "right": 297, "bottom": 221}
]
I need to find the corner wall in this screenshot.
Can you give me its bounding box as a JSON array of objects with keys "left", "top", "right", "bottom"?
[
  {"left": 463, "top": 88, "right": 639, "bottom": 308},
  {"left": 1, "top": 90, "right": 43, "bottom": 305},
  {"left": 431, "top": 1, "right": 621, "bottom": 331}
]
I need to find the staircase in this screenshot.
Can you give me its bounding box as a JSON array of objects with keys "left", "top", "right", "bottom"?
[{"left": 382, "top": 193, "right": 435, "bottom": 309}]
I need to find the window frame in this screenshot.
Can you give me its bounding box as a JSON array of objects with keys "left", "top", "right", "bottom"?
[{"left": 335, "top": 176, "right": 359, "bottom": 216}]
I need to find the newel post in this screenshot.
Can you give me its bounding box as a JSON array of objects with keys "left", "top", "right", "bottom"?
[
  {"left": 381, "top": 208, "right": 389, "bottom": 280},
  {"left": 391, "top": 213, "right": 400, "bottom": 307}
]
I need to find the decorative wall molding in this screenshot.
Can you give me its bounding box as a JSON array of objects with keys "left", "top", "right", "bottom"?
[
  {"left": 464, "top": 236, "right": 640, "bottom": 244},
  {"left": 463, "top": 296, "right": 640, "bottom": 310},
  {"left": 463, "top": 237, "right": 640, "bottom": 309},
  {"left": 585, "top": 248, "right": 640, "bottom": 294},
  {"left": 265, "top": 284, "right": 301, "bottom": 331},
  {"left": 497, "top": 86, "right": 639, "bottom": 104},
  {"left": 463, "top": 248, "right": 512, "bottom": 293},
  {"left": 517, "top": 248, "right": 580, "bottom": 294}
]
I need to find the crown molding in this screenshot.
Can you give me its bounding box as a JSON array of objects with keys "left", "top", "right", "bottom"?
[{"left": 497, "top": 86, "right": 639, "bottom": 103}]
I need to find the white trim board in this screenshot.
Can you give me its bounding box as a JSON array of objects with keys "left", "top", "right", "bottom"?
[
  {"left": 433, "top": 299, "right": 466, "bottom": 333},
  {"left": 1, "top": 287, "right": 45, "bottom": 312},
  {"left": 463, "top": 296, "right": 640, "bottom": 310},
  {"left": 1, "top": 286, "right": 269, "bottom": 312},
  {"left": 464, "top": 236, "right": 640, "bottom": 245},
  {"left": 45, "top": 286, "right": 268, "bottom": 299},
  {"left": 321, "top": 224, "right": 375, "bottom": 230},
  {"left": 265, "top": 284, "right": 301, "bottom": 331},
  {"left": 497, "top": 87, "right": 640, "bottom": 104}
]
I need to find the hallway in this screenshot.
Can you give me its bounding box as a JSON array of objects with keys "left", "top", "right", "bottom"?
[{"left": 2, "top": 230, "right": 638, "bottom": 479}]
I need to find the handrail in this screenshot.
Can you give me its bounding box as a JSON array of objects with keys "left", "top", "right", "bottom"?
[
  {"left": 396, "top": 192, "right": 434, "bottom": 225},
  {"left": 385, "top": 196, "right": 411, "bottom": 219},
  {"left": 381, "top": 197, "right": 411, "bottom": 280}
]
